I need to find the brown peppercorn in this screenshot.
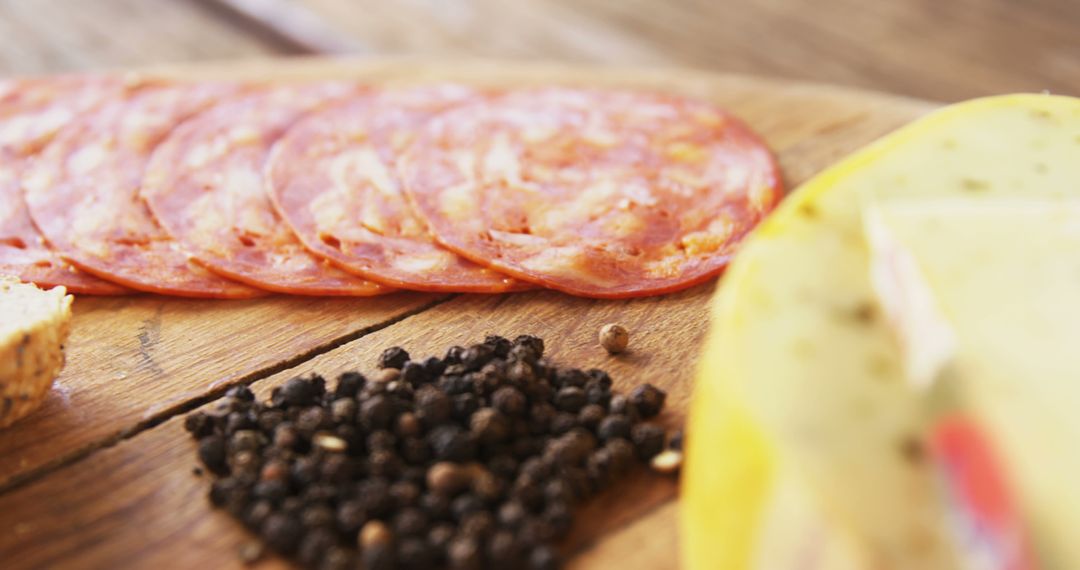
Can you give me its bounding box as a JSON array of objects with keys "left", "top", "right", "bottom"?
[
  {"left": 469, "top": 407, "right": 511, "bottom": 444},
  {"left": 359, "top": 519, "right": 394, "bottom": 549},
  {"left": 396, "top": 412, "right": 422, "bottom": 437},
  {"left": 497, "top": 500, "right": 528, "bottom": 528},
  {"left": 577, "top": 404, "right": 606, "bottom": 431},
  {"left": 427, "top": 462, "right": 472, "bottom": 496},
  {"left": 492, "top": 386, "right": 528, "bottom": 416},
  {"left": 599, "top": 323, "right": 629, "bottom": 354},
  {"left": 630, "top": 383, "right": 666, "bottom": 418},
  {"left": 605, "top": 438, "right": 636, "bottom": 476}
]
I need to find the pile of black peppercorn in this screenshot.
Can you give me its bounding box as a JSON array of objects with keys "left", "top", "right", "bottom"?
[{"left": 184, "top": 335, "right": 669, "bottom": 570}]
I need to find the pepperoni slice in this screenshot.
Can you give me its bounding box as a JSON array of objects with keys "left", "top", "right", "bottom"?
[
  {"left": 267, "top": 85, "right": 522, "bottom": 293},
  {"left": 24, "top": 81, "right": 265, "bottom": 299},
  {"left": 142, "top": 84, "right": 389, "bottom": 296},
  {"left": 0, "top": 76, "right": 130, "bottom": 294},
  {"left": 399, "top": 87, "right": 783, "bottom": 298}
]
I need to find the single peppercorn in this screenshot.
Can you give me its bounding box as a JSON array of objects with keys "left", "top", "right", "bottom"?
[
  {"left": 492, "top": 386, "right": 527, "bottom": 416},
  {"left": 553, "top": 386, "right": 587, "bottom": 413},
  {"left": 629, "top": 383, "right": 666, "bottom": 418},
  {"left": 598, "top": 323, "right": 629, "bottom": 354},
  {"left": 260, "top": 513, "right": 302, "bottom": 554},
  {"left": 596, "top": 415, "right": 632, "bottom": 442},
  {"left": 198, "top": 435, "right": 228, "bottom": 475},
  {"left": 379, "top": 346, "right": 411, "bottom": 369},
  {"left": 631, "top": 423, "right": 666, "bottom": 460}
]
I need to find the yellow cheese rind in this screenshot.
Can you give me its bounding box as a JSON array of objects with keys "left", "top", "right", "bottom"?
[
  {"left": 683, "top": 94, "right": 1080, "bottom": 570},
  {"left": 0, "top": 277, "right": 73, "bottom": 428}
]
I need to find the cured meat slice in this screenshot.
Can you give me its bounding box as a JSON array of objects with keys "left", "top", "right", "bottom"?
[
  {"left": 142, "top": 83, "right": 388, "bottom": 296},
  {"left": 24, "top": 81, "right": 265, "bottom": 299},
  {"left": 398, "top": 87, "right": 783, "bottom": 298},
  {"left": 267, "top": 85, "right": 522, "bottom": 293},
  {"left": 0, "top": 76, "right": 131, "bottom": 294}
]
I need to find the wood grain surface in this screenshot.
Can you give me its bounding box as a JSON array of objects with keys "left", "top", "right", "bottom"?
[{"left": 0, "top": 58, "right": 931, "bottom": 569}]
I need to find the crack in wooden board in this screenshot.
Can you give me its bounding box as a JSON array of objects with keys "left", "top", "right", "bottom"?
[{"left": 0, "top": 293, "right": 447, "bottom": 489}]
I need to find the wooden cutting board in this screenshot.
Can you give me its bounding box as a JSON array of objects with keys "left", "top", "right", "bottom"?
[{"left": 0, "top": 57, "right": 932, "bottom": 569}]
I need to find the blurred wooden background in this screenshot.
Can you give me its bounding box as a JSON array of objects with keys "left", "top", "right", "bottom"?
[{"left": 0, "top": 0, "right": 1075, "bottom": 101}]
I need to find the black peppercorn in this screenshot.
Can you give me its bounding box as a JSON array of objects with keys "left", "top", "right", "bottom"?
[
  {"left": 513, "top": 335, "right": 545, "bottom": 358},
  {"left": 451, "top": 494, "right": 486, "bottom": 521},
  {"left": 553, "top": 386, "right": 586, "bottom": 412},
  {"left": 631, "top": 423, "right": 666, "bottom": 460},
  {"left": 596, "top": 415, "right": 632, "bottom": 442},
  {"left": 427, "top": 522, "right": 455, "bottom": 552},
  {"left": 198, "top": 435, "right": 228, "bottom": 475},
  {"left": 274, "top": 376, "right": 320, "bottom": 408},
  {"left": 484, "top": 334, "right": 512, "bottom": 357},
  {"left": 669, "top": 429, "right": 684, "bottom": 451},
  {"left": 184, "top": 412, "right": 215, "bottom": 438},
  {"left": 379, "top": 346, "right": 411, "bottom": 369},
  {"left": 359, "top": 395, "right": 395, "bottom": 430},
  {"left": 334, "top": 371, "right": 365, "bottom": 399},
  {"left": 261, "top": 513, "right": 302, "bottom": 554},
  {"left": 298, "top": 527, "right": 336, "bottom": 566},
  {"left": 416, "top": 385, "right": 452, "bottom": 425},
  {"left": 462, "top": 343, "right": 496, "bottom": 371},
  {"left": 444, "top": 345, "right": 466, "bottom": 364},
  {"left": 629, "top": 383, "right": 666, "bottom": 418},
  {"left": 429, "top": 425, "right": 476, "bottom": 462}
]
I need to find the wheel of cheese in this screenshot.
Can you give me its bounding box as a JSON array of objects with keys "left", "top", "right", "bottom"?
[
  {"left": 398, "top": 87, "right": 783, "bottom": 298},
  {"left": 267, "top": 85, "right": 523, "bottom": 293},
  {"left": 142, "top": 83, "right": 389, "bottom": 296},
  {"left": 0, "top": 76, "right": 131, "bottom": 295},
  {"left": 23, "top": 81, "right": 265, "bottom": 299}
]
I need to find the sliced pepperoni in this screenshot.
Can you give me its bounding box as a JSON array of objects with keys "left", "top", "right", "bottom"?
[
  {"left": 142, "top": 83, "right": 389, "bottom": 297},
  {"left": 398, "top": 87, "right": 783, "bottom": 298},
  {"left": 24, "top": 81, "right": 264, "bottom": 299},
  {"left": 267, "top": 85, "right": 522, "bottom": 293},
  {"left": 0, "top": 76, "right": 130, "bottom": 295}
]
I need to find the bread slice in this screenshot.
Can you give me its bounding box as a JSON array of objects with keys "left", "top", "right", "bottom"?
[{"left": 0, "top": 276, "right": 73, "bottom": 428}]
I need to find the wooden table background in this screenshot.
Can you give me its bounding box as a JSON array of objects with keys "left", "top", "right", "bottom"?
[
  {"left": 0, "top": 0, "right": 1076, "bottom": 100},
  {"left": 0, "top": 1, "right": 1076, "bottom": 569}
]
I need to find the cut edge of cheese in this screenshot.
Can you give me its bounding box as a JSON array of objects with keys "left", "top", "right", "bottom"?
[{"left": 0, "top": 276, "right": 73, "bottom": 428}]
